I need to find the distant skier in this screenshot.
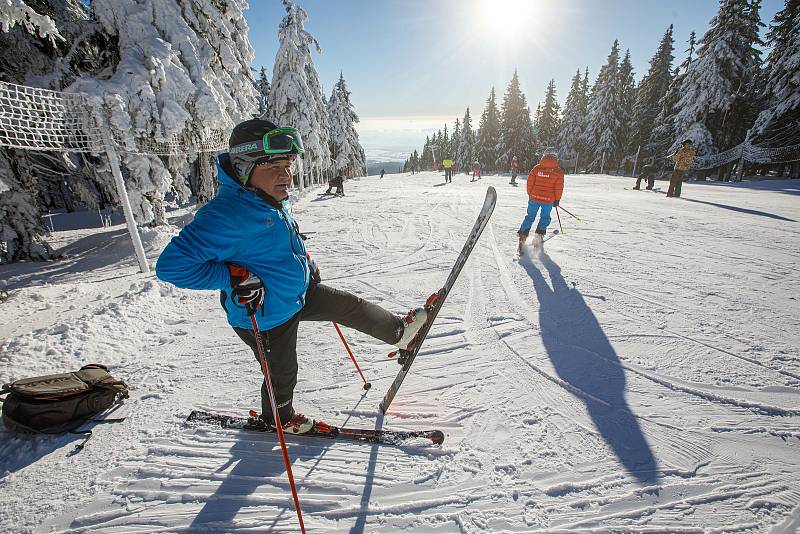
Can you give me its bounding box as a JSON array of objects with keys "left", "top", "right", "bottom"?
[
  {"left": 156, "top": 119, "right": 429, "bottom": 435},
  {"left": 666, "top": 139, "right": 695, "bottom": 198},
  {"left": 633, "top": 163, "right": 656, "bottom": 190},
  {"left": 443, "top": 159, "right": 454, "bottom": 183},
  {"left": 380, "top": 168, "right": 385, "bottom": 179},
  {"left": 517, "top": 152, "right": 564, "bottom": 252},
  {"left": 510, "top": 156, "right": 518, "bottom": 185},
  {"left": 325, "top": 174, "right": 344, "bottom": 196},
  {"left": 471, "top": 161, "right": 481, "bottom": 181}
]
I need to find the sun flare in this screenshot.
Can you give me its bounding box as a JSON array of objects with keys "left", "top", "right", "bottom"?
[{"left": 476, "top": 0, "right": 537, "bottom": 37}]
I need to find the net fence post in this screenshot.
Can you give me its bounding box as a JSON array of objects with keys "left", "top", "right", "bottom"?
[{"left": 103, "top": 142, "right": 150, "bottom": 274}]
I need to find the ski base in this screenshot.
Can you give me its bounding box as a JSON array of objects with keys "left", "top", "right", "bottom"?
[
  {"left": 186, "top": 410, "right": 444, "bottom": 446},
  {"left": 380, "top": 187, "right": 497, "bottom": 413}
]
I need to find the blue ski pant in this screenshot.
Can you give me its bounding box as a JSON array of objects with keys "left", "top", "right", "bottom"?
[{"left": 518, "top": 200, "right": 553, "bottom": 236}]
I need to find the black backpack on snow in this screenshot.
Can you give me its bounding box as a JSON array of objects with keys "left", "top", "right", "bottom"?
[{"left": 0, "top": 364, "right": 128, "bottom": 434}]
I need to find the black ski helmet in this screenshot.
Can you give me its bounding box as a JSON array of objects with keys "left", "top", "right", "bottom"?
[{"left": 228, "top": 118, "right": 298, "bottom": 185}]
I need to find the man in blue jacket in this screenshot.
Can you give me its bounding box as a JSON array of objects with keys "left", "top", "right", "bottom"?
[{"left": 156, "top": 119, "right": 427, "bottom": 434}]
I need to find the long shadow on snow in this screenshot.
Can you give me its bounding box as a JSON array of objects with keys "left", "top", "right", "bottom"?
[
  {"left": 522, "top": 251, "right": 658, "bottom": 486},
  {"left": 350, "top": 412, "right": 382, "bottom": 534},
  {"left": 188, "top": 428, "right": 333, "bottom": 531},
  {"left": 678, "top": 197, "right": 796, "bottom": 221}
]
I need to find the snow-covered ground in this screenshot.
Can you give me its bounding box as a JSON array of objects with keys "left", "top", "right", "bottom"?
[{"left": 1, "top": 172, "right": 799, "bottom": 533}]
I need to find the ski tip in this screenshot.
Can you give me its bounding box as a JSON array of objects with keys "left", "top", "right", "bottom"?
[{"left": 431, "top": 430, "right": 445, "bottom": 445}]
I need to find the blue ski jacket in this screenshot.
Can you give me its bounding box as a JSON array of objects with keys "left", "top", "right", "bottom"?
[{"left": 156, "top": 155, "right": 310, "bottom": 331}]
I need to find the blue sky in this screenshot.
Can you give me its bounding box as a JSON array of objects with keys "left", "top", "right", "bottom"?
[{"left": 245, "top": 0, "right": 783, "bottom": 160}]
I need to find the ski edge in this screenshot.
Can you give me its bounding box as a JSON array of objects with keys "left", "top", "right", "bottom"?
[
  {"left": 380, "top": 186, "right": 497, "bottom": 413},
  {"left": 186, "top": 410, "right": 445, "bottom": 445}
]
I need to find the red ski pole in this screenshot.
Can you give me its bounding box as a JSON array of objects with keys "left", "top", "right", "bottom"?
[
  {"left": 250, "top": 314, "right": 306, "bottom": 534},
  {"left": 333, "top": 322, "right": 371, "bottom": 390}
]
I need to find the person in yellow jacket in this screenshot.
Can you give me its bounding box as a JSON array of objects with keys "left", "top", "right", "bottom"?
[
  {"left": 667, "top": 139, "right": 696, "bottom": 198},
  {"left": 442, "top": 159, "right": 454, "bottom": 183}
]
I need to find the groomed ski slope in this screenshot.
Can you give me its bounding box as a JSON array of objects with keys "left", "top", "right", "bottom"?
[{"left": 1, "top": 172, "right": 799, "bottom": 533}]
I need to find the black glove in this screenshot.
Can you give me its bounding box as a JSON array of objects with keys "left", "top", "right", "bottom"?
[
  {"left": 306, "top": 253, "right": 321, "bottom": 283},
  {"left": 228, "top": 264, "right": 264, "bottom": 316},
  {"left": 553, "top": 199, "right": 560, "bottom": 207}
]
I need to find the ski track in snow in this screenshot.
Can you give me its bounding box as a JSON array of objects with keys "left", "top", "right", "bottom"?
[{"left": 1, "top": 173, "right": 799, "bottom": 532}]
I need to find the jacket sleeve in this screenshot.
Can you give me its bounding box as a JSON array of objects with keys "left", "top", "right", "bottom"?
[
  {"left": 155, "top": 206, "right": 244, "bottom": 291},
  {"left": 554, "top": 168, "right": 565, "bottom": 201},
  {"left": 527, "top": 166, "right": 538, "bottom": 197}
]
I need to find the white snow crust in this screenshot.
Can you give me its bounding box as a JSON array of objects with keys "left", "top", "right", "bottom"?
[{"left": 1, "top": 172, "right": 799, "bottom": 532}]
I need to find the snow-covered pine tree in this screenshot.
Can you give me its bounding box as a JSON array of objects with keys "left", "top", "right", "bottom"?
[
  {"left": 257, "top": 66, "right": 271, "bottom": 117},
  {"left": 617, "top": 50, "right": 637, "bottom": 171},
  {"left": 327, "top": 72, "right": 366, "bottom": 177},
  {"left": 455, "top": 107, "right": 475, "bottom": 170},
  {"left": 409, "top": 149, "right": 419, "bottom": 171},
  {"left": 650, "top": 32, "right": 696, "bottom": 166},
  {"left": 450, "top": 119, "right": 460, "bottom": 160},
  {"left": 671, "top": 0, "right": 764, "bottom": 156},
  {"left": 630, "top": 25, "right": 675, "bottom": 162},
  {"left": 582, "top": 40, "right": 623, "bottom": 172},
  {"left": 556, "top": 68, "right": 589, "bottom": 163},
  {"left": 421, "top": 136, "right": 433, "bottom": 169},
  {"left": 537, "top": 79, "right": 560, "bottom": 150},
  {"left": 0, "top": 0, "right": 106, "bottom": 262},
  {"left": 497, "top": 71, "right": 535, "bottom": 170},
  {"left": 66, "top": 0, "right": 259, "bottom": 221},
  {"left": 476, "top": 87, "right": 501, "bottom": 170},
  {"left": 269, "top": 0, "right": 331, "bottom": 185},
  {"left": 441, "top": 123, "right": 449, "bottom": 162},
  {"left": 0, "top": 0, "right": 63, "bottom": 46},
  {"left": 752, "top": 0, "right": 800, "bottom": 148}
]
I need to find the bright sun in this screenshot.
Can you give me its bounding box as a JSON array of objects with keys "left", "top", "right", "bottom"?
[{"left": 477, "top": 0, "right": 537, "bottom": 37}]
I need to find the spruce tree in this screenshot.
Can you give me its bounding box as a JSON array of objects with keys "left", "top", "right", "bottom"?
[
  {"left": 257, "top": 66, "right": 271, "bottom": 116},
  {"left": 650, "top": 32, "right": 697, "bottom": 165},
  {"left": 441, "top": 124, "right": 449, "bottom": 162},
  {"left": 451, "top": 119, "right": 460, "bottom": 159},
  {"left": 456, "top": 107, "right": 475, "bottom": 169},
  {"left": 672, "top": 0, "right": 764, "bottom": 154},
  {"left": 270, "top": 0, "right": 332, "bottom": 182},
  {"left": 631, "top": 25, "right": 675, "bottom": 161},
  {"left": 476, "top": 87, "right": 501, "bottom": 170},
  {"left": 327, "top": 73, "right": 366, "bottom": 177},
  {"left": 582, "top": 40, "right": 622, "bottom": 172},
  {"left": 537, "top": 79, "right": 560, "bottom": 150},
  {"left": 557, "top": 68, "right": 589, "bottom": 163},
  {"left": 421, "top": 136, "right": 433, "bottom": 169},
  {"left": 752, "top": 0, "right": 800, "bottom": 147},
  {"left": 497, "top": 71, "right": 535, "bottom": 170},
  {"left": 617, "top": 49, "right": 637, "bottom": 170}
]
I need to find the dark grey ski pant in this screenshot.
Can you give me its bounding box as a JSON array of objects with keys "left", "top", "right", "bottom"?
[{"left": 231, "top": 281, "right": 403, "bottom": 423}]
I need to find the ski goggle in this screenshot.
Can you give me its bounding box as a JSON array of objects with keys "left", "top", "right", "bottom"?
[{"left": 230, "top": 127, "right": 305, "bottom": 158}]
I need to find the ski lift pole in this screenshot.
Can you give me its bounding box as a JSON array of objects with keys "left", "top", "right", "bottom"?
[
  {"left": 103, "top": 142, "right": 150, "bottom": 274},
  {"left": 332, "top": 322, "right": 371, "bottom": 390},
  {"left": 249, "top": 313, "right": 306, "bottom": 534},
  {"left": 557, "top": 205, "right": 582, "bottom": 222}
]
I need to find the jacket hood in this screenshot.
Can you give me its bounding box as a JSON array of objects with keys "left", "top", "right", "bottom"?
[{"left": 217, "top": 153, "right": 244, "bottom": 191}]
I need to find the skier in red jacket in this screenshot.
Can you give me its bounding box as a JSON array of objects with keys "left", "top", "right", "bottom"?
[{"left": 517, "top": 153, "right": 564, "bottom": 252}]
